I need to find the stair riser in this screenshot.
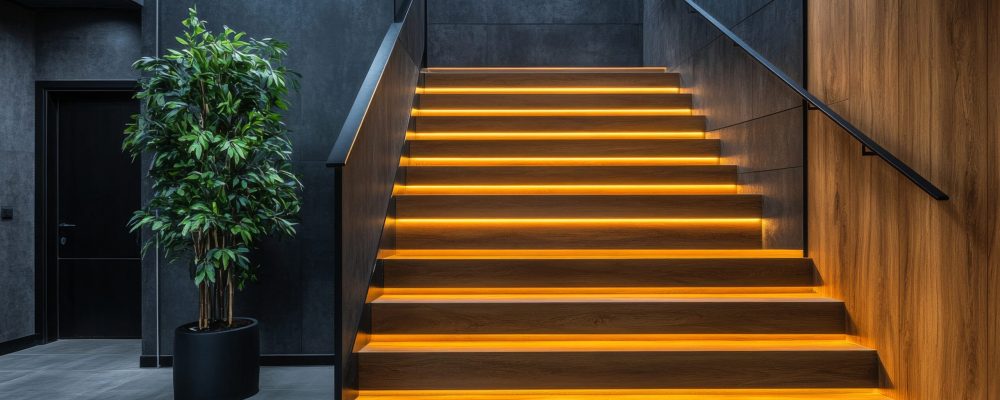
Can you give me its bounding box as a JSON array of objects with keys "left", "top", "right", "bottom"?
[
  {"left": 415, "top": 116, "right": 706, "bottom": 133},
  {"left": 402, "top": 166, "right": 736, "bottom": 186},
  {"left": 423, "top": 73, "right": 680, "bottom": 88},
  {"left": 418, "top": 94, "right": 693, "bottom": 109},
  {"left": 395, "top": 224, "right": 762, "bottom": 250},
  {"left": 359, "top": 351, "right": 877, "bottom": 390},
  {"left": 372, "top": 301, "right": 846, "bottom": 334},
  {"left": 407, "top": 139, "right": 719, "bottom": 158},
  {"left": 395, "top": 195, "right": 760, "bottom": 219},
  {"left": 382, "top": 259, "right": 816, "bottom": 288}
]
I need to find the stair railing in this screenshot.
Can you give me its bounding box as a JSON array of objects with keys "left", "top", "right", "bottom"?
[
  {"left": 326, "top": 1, "right": 426, "bottom": 399},
  {"left": 685, "top": 0, "right": 948, "bottom": 200}
]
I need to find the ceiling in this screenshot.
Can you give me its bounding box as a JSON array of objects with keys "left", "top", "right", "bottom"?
[{"left": 12, "top": 0, "right": 141, "bottom": 9}]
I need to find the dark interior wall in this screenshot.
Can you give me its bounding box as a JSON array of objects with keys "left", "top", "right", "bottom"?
[
  {"left": 428, "top": 0, "right": 643, "bottom": 66},
  {"left": 0, "top": 1, "right": 141, "bottom": 345},
  {"left": 643, "top": 0, "right": 804, "bottom": 249},
  {"left": 142, "top": 0, "right": 393, "bottom": 357},
  {"left": 0, "top": 0, "right": 36, "bottom": 344},
  {"left": 34, "top": 9, "right": 141, "bottom": 81}
]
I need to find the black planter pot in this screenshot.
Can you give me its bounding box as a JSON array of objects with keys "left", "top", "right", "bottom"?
[{"left": 173, "top": 318, "right": 260, "bottom": 400}]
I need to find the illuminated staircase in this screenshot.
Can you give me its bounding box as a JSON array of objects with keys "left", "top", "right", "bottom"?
[{"left": 357, "top": 68, "right": 887, "bottom": 399}]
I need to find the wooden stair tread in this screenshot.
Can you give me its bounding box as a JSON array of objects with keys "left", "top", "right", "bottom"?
[
  {"left": 406, "top": 138, "right": 720, "bottom": 158},
  {"left": 372, "top": 293, "right": 835, "bottom": 303},
  {"left": 415, "top": 115, "right": 705, "bottom": 132},
  {"left": 418, "top": 93, "right": 693, "bottom": 110},
  {"left": 394, "top": 184, "right": 737, "bottom": 195},
  {"left": 423, "top": 67, "right": 669, "bottom": 73},
  {"left": 360, "top": 339, "right": 871, "bottom": 353},
  {"left": 383, "top": 249, "right": 805, "bottom": 259},
  {"left": 422, "top": 72, "right": 680, "bottom": 88},
  {"left": 394, "top": 194, "right": 759, "bottom": 219},
  {"left": 358, "top": 389, "right": 890, "bottom": 399},
  {"left": 401, "top": 165, "right": 736, "bottom": 185}
]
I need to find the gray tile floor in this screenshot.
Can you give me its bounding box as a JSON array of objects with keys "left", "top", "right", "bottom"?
[{"left": 0, "top": 340, "right": 334, "bottom": 399}]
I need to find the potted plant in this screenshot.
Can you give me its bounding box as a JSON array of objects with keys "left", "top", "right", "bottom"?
[{"left": 123, "top": 8, "right": 301, "bottom": 400}]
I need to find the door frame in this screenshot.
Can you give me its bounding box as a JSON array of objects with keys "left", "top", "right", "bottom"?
[{"left": 35, "top": 80, "right": 139, "bottom": 343}]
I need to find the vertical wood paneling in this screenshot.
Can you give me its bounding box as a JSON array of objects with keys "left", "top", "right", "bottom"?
[
  {"left": 990, "top": 1, "right": 1000, "bottom": 399},
  {"left": 899, "top": 0, "right": 989, "bottom": 399},
  {"left": 809, "top": 0, "right": 993, "bottom": 398}
]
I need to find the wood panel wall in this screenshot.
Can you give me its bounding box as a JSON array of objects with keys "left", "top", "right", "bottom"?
[{"left": 807, "top": 0, "right": 995, "bottom": 398}]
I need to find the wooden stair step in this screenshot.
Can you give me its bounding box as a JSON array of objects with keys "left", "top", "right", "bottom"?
[
  {"left": 422, "top": 72, "right": 680, "bottom": 88},
  {"left": 406, "top": 139, "right": 719, "bottom": 158},
  {"left": 394, "top": 194, "right": 759, "bottom": 219},
  {"left": 380, "top": 257, "right": 814, "bottom": 288},
  {"left": 370, "top": 293, "right": 845, "bottom": 334},
  {"left": 393, "top": 184, "right": 737, "bottom": 196},
  {"left": 393, "top": 218, "right": 762, "bottom": 250},
  {"left": 358, "top": 339, "right": 878, "bottom": 390},
  {"left": 418, "top": 93, "right": 693, "bottom": 110},
  {"left": 415, "top": 115, "right": 705, "bottom": 132},
  {"left": 358, "top": 388, "right": 891, "bottom": 399},
  {"left": 401, "top": 165, "right": 736, "bottom": 186},
  {"left": 423, "top": 67, "right": 669, "bottom": 73}
]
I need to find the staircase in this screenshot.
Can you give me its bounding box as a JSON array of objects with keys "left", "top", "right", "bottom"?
[{"left": 355, "top": 68, "right": 888, "bottom": 399}]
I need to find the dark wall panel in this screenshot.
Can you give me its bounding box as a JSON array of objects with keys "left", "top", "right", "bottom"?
[
  {"left": 34, "top": 9, "right": 141, "bottom": 81},
  {"left": 644, "top": 0, "right": 804, "bottom": 249},
  {"left": 428, "top": 0, "right": 643, "bottom": 67},
  {"left": 0, "top": 1, "right": 36, "bottom": 344},
  {"left": 142, "top": 0, "right": 394, "bottom": 357}
]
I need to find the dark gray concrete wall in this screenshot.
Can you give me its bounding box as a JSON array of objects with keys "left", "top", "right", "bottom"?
[
  {"left": 142, "top": 0, "right": 393, "bottom": 357},
  {"left": 35, "top": 9, "right": 141, "bottom": 81},
  {"left": 428, "top": 0, "right": 643, "bottom": 66},
  {"left": 0, "top": 0, "right": 37, "bottom": 344},
  {"left": 644, "top": 0, "right": 804, "bottom": 249},
  {"left": 0, "top": 1, "right": 142, "bottom": 346}
]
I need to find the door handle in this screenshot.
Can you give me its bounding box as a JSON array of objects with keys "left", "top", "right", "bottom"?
[{"left": 58, "top": 223, "right": 77, "bottom": 228}]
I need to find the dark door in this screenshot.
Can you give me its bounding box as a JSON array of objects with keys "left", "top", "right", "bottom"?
[{"left": 51, "top": 91, "right": 141, "bottom": 338}]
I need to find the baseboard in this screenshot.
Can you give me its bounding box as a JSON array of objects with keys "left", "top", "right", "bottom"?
[
  {"left": 0, "top": 334, "right": 42, "bottom": 356},
  {"left": 140, "top": 354, "right": 336, "bottom": 368}
]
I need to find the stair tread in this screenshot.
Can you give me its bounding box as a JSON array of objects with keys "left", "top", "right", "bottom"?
[
  {"left": 394, "top": 184, "right": 737, "bottom": 195},
  {"left": 372, "top": 293, "right": 836, "bottom": 303},
  {"left": 360, "top": 339, "right": 872, "bottom": 353},
  {"left": 383, "top": 249, "right": 805, "bottom": 259},
  {"left": 359, "top": 389, "right": 890, "bottom": 399},
  {"left": 423, "top": 67, "right": 670, "bottom": 74}
]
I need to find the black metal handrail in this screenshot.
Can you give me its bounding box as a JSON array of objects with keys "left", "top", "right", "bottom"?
[
  {"left": 685, "top": 0, "right": 948, "bottom": 200},
  {"left": 326, "top": 1, "right": 413, "bottom": 167}
]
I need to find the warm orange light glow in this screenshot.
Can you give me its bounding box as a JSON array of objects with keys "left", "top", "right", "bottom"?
[
  {"left": 381, "top": 287, "right": 817, "bottom": 296},
  {"left": 400, "top": 157, "right": 719, "bottom": 167},
  {"left": 369, "top": 333, "right": 846, "bottom": 343},
  {"left": 360, "top": 338, "right": 870, "bottom": 352},
  {"left": 394, "top": 184, "right": 737, "bottom": 195},
  {"left": 411, "top": 108, "right": 692, "bottom": 117},
  {"left": 406, "top": 132, "right": 707, "bottom": 140},
  {"left": 374, "top": 292, "right": 826, "bottom": 302},
  {"left": 382, "top": 249, "right": 805, "bottom": 259},
  {"left": 393, "top": 218, "right": 761, "bottom": 227},
  {"left": 416, "top": 87, "right": 682, "bottom": 95},
  {"left": 358, "top": 388, "right": 886, "bottom": 400},
  {"left": 424, "top": 67, "right": 670, "bottom": 72}
]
